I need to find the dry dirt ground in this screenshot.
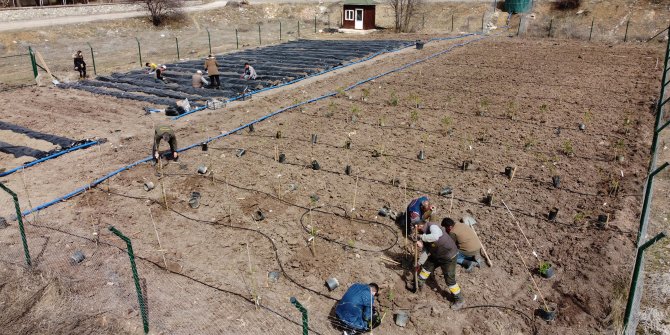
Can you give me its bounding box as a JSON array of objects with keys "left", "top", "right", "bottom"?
[{"left": 0, "top": 33, "right": 664, "bottom": 334}]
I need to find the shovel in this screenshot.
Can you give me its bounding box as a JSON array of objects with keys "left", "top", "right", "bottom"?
[
  {"left": 462, "top": 215, "right": 493, "bottom": 267},
  {"left": 34, "top": 50, "right": 60, "bottom": 85}
]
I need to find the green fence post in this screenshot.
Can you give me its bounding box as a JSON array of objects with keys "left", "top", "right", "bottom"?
[
  {"left": 623, "top": 232, "right": 668, "bottom": 331},
  {"left": 589, "top": 18, "right": 594, "bottom": 41},
  {"left": 0, "top": 182, "right": 32, "bottom": 267},
  {"left": 637, "top": 163, "right": 669, "bottom": 245},
  {"left": 314, "top": 16, "right": 317, "bottom": 33},
  {"left": 28, "top": 46, "right": 38, "bottom": 79},
  {"left": 175, "top": 37, "right": 180, "bottom": 60},
  {"left": 280, "top": 21, "right": 282, "bottom": 41},
  {"left": 206, "top": 28, "right": 212, "bottom": 55},
  {"left": 86, "top": 42, "right": 97, "bottom": 76},
  {"left": 235, "top": 29, "right": 239, "bottom": 49},
  {"left": 481, "top": 12, "right": 485, "bottom": 32},
  {"left": 258, "top": 25, "right": 262, "bottom": 45},
  {"left": 290, "top": 297, "right": 308, "bottom": 335},
  {"left": 624, "top": 19, "right": 630, "bottom": 42},
  {"left": 134, "top": 37, "right": 142, "bottom": 68},
  {"left": 109, "top": 226, "right": 149, "bottom": 334},
  {"left": 548, "top": 18, "right": 553, "bottom": 37},
  {"left": 649, "top": 28, "right": 670, "bottom": 171}
]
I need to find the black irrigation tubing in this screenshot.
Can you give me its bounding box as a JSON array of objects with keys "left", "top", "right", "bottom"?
[
  {"left": 21, "top": 219, "right": 321, "bottom": 335},
  {"left": 461, "top": 304, "right": 538, "bottom": 335}
]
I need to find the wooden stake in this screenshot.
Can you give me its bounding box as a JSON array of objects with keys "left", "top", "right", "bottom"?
[
  {"left": 510, "top": 165, "right": 517, "bottom": 181},
  {"left": 414, "top": 225, "right": 419, "bottom": 293},
  {"left": 513, "top": 241, "right": 549, "bottom": 311},
  {"left": 274, "top": 144, "right": 279, "bottom": 162},
  {"left": 352, "top": 176, "right": 359, "bottom": 212},
  {"left": 149, "top": 207, "right": 168, "bottom": 270},
  {"left": 469, "top": 224, "right": 493, "bottom": 267},
  {"left": 380, "top": 256, "right": 401, "bottom": 265},
  {"left": 157, "top": 158, "right": 169, "bottom": 210},
  {"left": 448, "top": 192, "right": 454, "bottom": 213},
  {"left": 502, "top": 200, "right": 539, "bottom": 262}
]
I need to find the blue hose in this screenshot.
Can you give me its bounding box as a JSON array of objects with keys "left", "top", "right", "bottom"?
[
  {"left": 23, "top": 32, "right": 493, "bottom": 217},
  {"left": 0, "top": 141, "right": 99, "bottom": 178}
]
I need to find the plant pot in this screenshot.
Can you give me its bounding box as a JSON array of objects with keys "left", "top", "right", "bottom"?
[
  {"left": 276, "top": 130, "right": 282, "bottom": 139},
  {"left": 0, "top": 217, "right": 7, "bottom": 229},
  {"left": 236, "top": 148, "right": 246, "bottom": 157},
  {"left": 311, "top": 134, "right": 318, "bottom": 144},
  {"left": 540, "top": 264, "right": 555, "bottom": 279},
  {"left": 201, "top": 142, "right": 208, "bottom": 151},
  {"left": 325, "top": 277, "right": 339, "bottom": 291},
  {"left": 485, "top": 194, "right": 494, "bottom": 206},
  {"left": 395, "top": 311, "right": 410, "bottom": 327},
  {"left": 462, "top": 160, "right": 471, "bottom": 171},
  {"left": 548, "top": 207, "right": 559, "bottom": 221},
  {"left": 268, "top": 271, "right": 280, "bottom": 283},
  {"left": 415, "top": 41, "right": 424, "bottom": 50},
  {"left": 505, "top": 166, "right": 514, "bottom": 179},
  {"left": 439, "top": 187, "right": 452, "bottom": 197},
  {"left": 253, "top": 209, "right": 265, "bottom": 221},
  {"left": 143, "top": 182, "right": 155, "bottom": 192},
  {"left": 70, "top": 250, "right": 85, "bottom": 264},
  {"left": 537, "top": 306, "right": 557, "bottom": 321},
  {"left": 345, "top": 140, "right": 351, "bottom": 149},
  {"left": 189, "top": 192, "right": 201, "bottom": 209},
  {"left": 378, "top": 206, "right": 390, "bottom": 217},
  {"left": 551, "top": 175, "right": 561, "bottom": 188},
  {"left": 345, "top": 165, "right": 352, "bottom": 175},
  {"left": 391, "top": 178, "right": 401, "bottom": 187},
  {"left": 248, "top": 124, "right": 255, "bottom": 132},
  {"left": 197, "top": 165, "right": 208, "bottom": 174},
  {"left": 278, "top": 153, "right": 286, "bottom": 163},
  {"left": 597, "top": 214, "right": 609, "bottom": 228},
  {"left": 418, "top": 150, "right": 425, "bottom": 161},
  {"left": 578, "top": 123, "right": 586, "bottom": 131},
  {"left": 311, "top": 160, "right": 320, "bottom": 170}
]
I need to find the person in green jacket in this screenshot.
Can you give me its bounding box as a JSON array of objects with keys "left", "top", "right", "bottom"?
[{"left": 153, "top": 124, "right": 178, "bottom": 161}]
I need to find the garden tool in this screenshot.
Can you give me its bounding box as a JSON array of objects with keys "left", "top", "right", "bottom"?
[{"left": 462, "top": 215, "right": 493, "bottom": 267}]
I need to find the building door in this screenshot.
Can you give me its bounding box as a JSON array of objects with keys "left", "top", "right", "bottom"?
[{"left": 355, "top": 8, "right": 364, "bottom": 29}]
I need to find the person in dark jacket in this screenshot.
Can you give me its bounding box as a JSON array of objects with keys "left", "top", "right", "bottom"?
[
  {"left": 155, "top": 65, "right": 168, "bottom": 83},
  {"left": 406, "top": 196, "right": 434, "bottom": 229},
  {"left": 335, "top": 283, "right": 380, "bottom": 335},
  {"left": 73, "top": 50, "right": 86, "bottom": 79},
  {"left": 153, "top": 124, "right": 178, "bottom": 161},
  {"left": 416, "top": 221, "right": 464, "bottom": 310}
]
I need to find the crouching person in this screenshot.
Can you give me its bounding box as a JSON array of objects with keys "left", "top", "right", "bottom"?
[{"left": 335, "top": 282, "right": 381, "bottom": 335}]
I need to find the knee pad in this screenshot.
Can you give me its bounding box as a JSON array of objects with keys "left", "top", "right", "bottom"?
[
  {"left": 448, "top": 284, "right": 461, "bottom": 295},
  {"left": 419, "top": 268, "right": 431, "bottom": 280}
]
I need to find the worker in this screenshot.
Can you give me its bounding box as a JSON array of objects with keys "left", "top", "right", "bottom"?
[
  {"left": 156, "top": 65, "right": 168, "bottom": 83},
  {"left": 442, "top": 217, "right": 484, "bottom": 272},
  {"left": 192, "top": 70, "right": 209, "bottom": 88},
  {"left": 415, "top": 221, "right": 464, "bottom": 310},
  {"left": 241, "top": 62, "right": 257, "bottom": 80},
  {"left": 153, "top": 124, "right": 178, "bottom": 161},
  {"left": 406, "top": 196, "right": 434, "bottom": 229},
  {"left": 73, "top": 50, "right": 87, "bottom": 79},
  {"left": 204, "top": 54, "right": 220, "bottom": 89},
  {"left": 145, "top": 62, "right": 158, "bottom": 73},
  {"left": 335, "top": 282, "right": 380, "bottom": 335}
]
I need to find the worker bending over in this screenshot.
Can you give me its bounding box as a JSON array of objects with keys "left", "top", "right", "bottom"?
[
  {"left": 153, "top": 124, "right": 178, "bottom": 161},
  {"left": 416, "top": 221, "right": 464, "bottom": 310},
  {"left": 241, "top": 62, "right": 257, "bottom": 80},
  {"left": 442, "top": 217, "right": 484, "bottom": 272},
  {"left": 406, "top": 196, "right": 434, "bottom": 229},
  {"left": 335, "top": 283, "right": 380, "bottom": 335}
]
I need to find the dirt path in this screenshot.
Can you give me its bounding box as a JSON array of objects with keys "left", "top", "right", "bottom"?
[{"left": 0, "top": 0, "right": 228, "bottom": 32}]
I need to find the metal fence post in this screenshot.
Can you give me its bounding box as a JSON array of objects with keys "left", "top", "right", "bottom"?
[
  {"left": 109, "top": 226, "right": 149, "bottom": 334},
  {"left": 451, "top": 14, "right": 454, "bottom": 32},
  {"left": 28, "top": 46, "right": 38, "bottom": 79},
  {"left": 314, "top": 16, "right": 317, "bottom": 33},
  {"left": 649, "top": 28, "right": 670, "bottom": 174},
  {"left": 0, "top": 182, "right": 31, "bottom": 267},
  {"left": 86, "top": 42, "right": 97, "bottom": 75},
  {"left": 589, "top": 18, "right": 594, "bottom": 41},
  {"left": 280, "top": 21, "right": 282, "bottom": 41},
  {"left": 548, "top": 18, "right": 553, "bottom": 37},
  {"left": 637, "top": 163, "right": 669, "bottom": 245},
  {"left": 134, "top": 37, "right": 142, "bottom": 68},
  {"left": 175, "top": 37, "right": 180, "bottom": 60},
  {"left": 623, "top": 232, "right": 668, "bottom": 331},
  {"left": 517, "top": 16, "right": 522, "bottom": 36},
  {"left": 258, "top": 24, "right": 262, "bottom": 45},
  {"left": 298, "top": 21, "right": 300, "bottom": 38},
  {"left": 235, "top": 29, "right": 239, "bottom": 49},
  {"left": 290, "top": 297, "right": 308, "bottom": 335},
  {"left": 624, "top": 19, "right": 630, "bottom": 42},
  {"left": 206, "top": 28, "right": 212, "bottom": 55},
  {"left": 481, "top": 12, "right": 485, "bottom": 32}
]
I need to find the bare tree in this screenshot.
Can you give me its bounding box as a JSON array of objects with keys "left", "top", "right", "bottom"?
[
  {"left": 387, "top": 0, "right": 423, "bottom": 33},
  {"left": 141, "top": 0, "right": 183, "bottom": 26}
]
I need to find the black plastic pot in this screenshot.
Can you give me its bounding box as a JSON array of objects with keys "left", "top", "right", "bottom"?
[
  {"left": 505, "top": 166, "right": 513, "bottom": 179},
  {"left": 597, "top": 214, "right": 609, "bottom": 228},
  {"left": 345, "top": 165, "right": 352, "bottom": 175},
  {"left": 552, "top": 175, "right": 561, "bottom": 188},
  {"left": 372, "top": 150, "right": 381, "bottom": 158},
  {"left": 415, "top": 41, "right": 424, "bottom": 50},
  {"left": 537, "top": 306, "right": 557, "bottom": 321},
  {"left": 578, "top": 123, "right": 586, "bottom": 131},
  {"left": 418, "top": 150, "right": 425, "bottom": 161},
  {"left": 201, "top": 142, "right": 208, "bottom": 151},
  {"left": 345, "top": 140, "right": 351, "bottom": 149},
  {"left": 236, "top": 148, "right": 246, "bottom": 157},
  {"left": 278, "top": 153, "right": 286, "bottom": 163},
  {"left": 311, "top": 134, "right": 318, "bottom": 144},
  {"left": 462, "top": 160, "right": 471, "bottom": 171},
  {"left": 248, "top": 124, "right": 255, "bottom": 132},
  {"left": 548, "top": 207, "right": 559, "bottom": 221},
  {"left": 540, "top": 264, "right": 555, "bottom": 279},
  {"left": 485, "top": 194, "right": 494, "bottom": 206},
  {"left": 276, "top": 130, "right": 282, "bottom": 139},
  {"left": 253, "top": 209, "right": 265, "bottom": 221},
  {"left": 311, "top": 160, "right": 320, "bottom": 170}
]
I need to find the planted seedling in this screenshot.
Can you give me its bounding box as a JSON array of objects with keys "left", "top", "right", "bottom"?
[
  {"left": 573, "top": 212, "right": 586, "bottom": 224},
  {"left": 350, "top": 106, "right": 361, "bottom": 123},
  {"left": 608, "top": 177, "right": 621, "bottom": 197},
  {"left": 537, "top": 103, "right": 549, "bottom": 122},
  {"left": 361, "top": 88, "right": 370, "bottom": 101},
  {"left": 506, "top": 101, "right": 518, "bottom": 120},
  {"left": 538, "top": 261, "right": 554, "bottom": 279},
  {"left": 336, "top": 87, "right": 346, "bottom": 97},
  {"left": 523, "top": 137, "right": 537, "bottom": 151},
  {"left": 613, "top": 139, "right": 626, "bottom": 163},
  {"left": 408, "top": 93, "right": 421, "bottom": 108},
  {"left": 562, "top": 140, "right": 575, "bottom": 157},
  {"left": 409, "top": 110, "right": 419, "bottom": 127},
  {"left": 326, "top": 101, "right": 336, "bottom": 118},
  {"left": 388, "top": 92, "right": 399, "bottom": 107},
  {"left": 440, "top": 115, "right": 452, "bottom": 136},
  {"left": 477, "top": 97, "right": 491, "bottom": 116},
  {"left": 379, "top": 116, "right": 386, "bottom": 127}
]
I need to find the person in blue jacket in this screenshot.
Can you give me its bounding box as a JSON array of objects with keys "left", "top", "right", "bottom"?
[
  {"left": 406, "top": 196, "right": 434, "bottom": 228},
  {"left": 335, "top": 282, "right": 380, "bottom": 335}
]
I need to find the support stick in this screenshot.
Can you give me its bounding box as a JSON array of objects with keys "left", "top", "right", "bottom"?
[
  {"left": 149, "top": 208, "right": 168, "bottom": 270},
  {"left": 470, "top": 225, "right": 493, "bottom": 267},
  {"left": 414, "top": 225, "right": 419, "bottom": 293},
  {"left": 449, "top": 192, "right": 454, "bottom": 213},
  {"left": 352, "top": 176, "right": 359, "bottom": 211},
  {"left": 513, "top": 241, "right": 549, "bottom": 311},
  {"left": 511, "top": 165, "right": 517, "bottom": 181},
  {"left": 380, "top": 256, "right": 401, "bottom": 265},
  {"left": 502, "top": 200, "right": 539, "bottom": 261},
  {"left": 157, "top": 158, "right": 169, "bottom": 210}
]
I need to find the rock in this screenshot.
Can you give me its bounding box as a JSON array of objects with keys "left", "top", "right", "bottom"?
[{"left": 431, "top": 305, "right": 443, "bottom": 317}]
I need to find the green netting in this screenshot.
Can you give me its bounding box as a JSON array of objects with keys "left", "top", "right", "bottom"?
[{"left": 505, "top": 0, "right": 532, "bottom": 13}]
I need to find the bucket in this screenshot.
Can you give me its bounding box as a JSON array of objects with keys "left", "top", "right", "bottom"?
[
  {"left": 236, "top": 148, "right": 246, "bottom": 157},
  {"left": 144, "top": 182, "right": 155, "bottom": 192},
  {"left": 415, "top": 41, "right": 424, "bottom": 50},
  {"left": 311, "top": 160, "right": 320, "bottom": 170},
  {"left": 325, "top": 277, "right": 339, "bottom": 291},
  {"left": 537, "top": 306, "right": 557, "bottom": 321},
  {"left": 551, "top": 175, "right": 561, "bottom": 188},
  {"left": 70, "top": 250, "right": 85, "bottom": 264},
  {"left": 548, "top": 207, "right": 559, "bottom": 221},
  {"left": 197, "top": 165, "right": 208, "bottom": 174},
  {"left": 278, "top": 153, "right": 286, "bottom": 163},
  {"left": 345, "top": 165, "right": 352, "bottom": 175},
  {"left": 395, "top": 311, "right": 409, "bottom": 327}
]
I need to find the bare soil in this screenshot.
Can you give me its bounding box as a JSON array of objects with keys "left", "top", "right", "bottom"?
[{"left": 0, "top": 35, "right": 663, "bottom": 334}]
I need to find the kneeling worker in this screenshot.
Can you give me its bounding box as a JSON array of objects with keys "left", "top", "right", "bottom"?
[
  {"left": 442, "top": 217, "right": 484, "bottom": 272},
  {"left": 153, "top": 124, "right": 178, "bottom": 161},
  {"left": 335, "top": 282, "right": 380, "bottom": 335},
  {"left": 416, "top": 221, "right": 464, "bottom": 310}
]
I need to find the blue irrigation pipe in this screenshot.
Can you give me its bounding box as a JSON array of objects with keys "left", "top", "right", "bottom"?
[
  {"left": 0, "top": 140, "right": 99, "bottom": 178},
  {"left": 172, "top": 33, "right": 478, "bottom": 120},
  {"left": 23, "top": 32, "right": 491, "bottom": 217}
]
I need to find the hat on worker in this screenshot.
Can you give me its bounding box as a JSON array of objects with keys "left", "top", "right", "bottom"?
[
  {"left": 196, "top": 70, "right": 202, "bottom": 74},
  {"left": 160, "top": 65, "right": 167, "bottom": 69}
]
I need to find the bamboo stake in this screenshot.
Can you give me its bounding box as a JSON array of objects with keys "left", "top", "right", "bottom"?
[
  {"left": 448, "top": 192, "right": 454, "bottom": 213},
  {"left": 510, "top": 165, "right": 517, "bottom": 181},
  {"left": 157, "top": 158, "right": 169, "bottom": 210},
  {"left": 380, "top": 256, "right": 401, "bottom": 265},
  {"left": 502, "top": 200, "right": 540, "bottom": 262},
  {"left": 404, "top": 184, "right": 408, "bottom": 253},
  {"left": 513, "top": 241, "right": 549, "bottom": 311},
  {"left": 149, "top": 208, "right": 168, "bottom": 270},
  {"left": 352, "top": 176, "right": 359, "bottom": 211},
  {"left": 414, "top": 225, "right": 419, "bottom": 293}
]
